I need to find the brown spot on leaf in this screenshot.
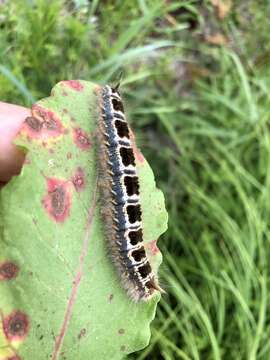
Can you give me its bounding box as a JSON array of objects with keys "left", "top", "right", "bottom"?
[
  {"left": 20, "top": 105, "right": 66, "bottom": 142},
  {"left": 108, "top": 294, "right": 114, "bottom": 302},
  {"left": 118, "top": 328, "right": 125, "bottom": 335},
  {"left": 25, "top": 116, "right": 42, "bottom": 131},
  {"left": 78, "top": 328, "right": 86, "bottom": 340},
  {"left": 73, "top": 128, "right": 91, "bottom": 151},
  {"left": 0, "top": 261, "right": 19, "bottom": 281},
  {"left": 120, "top": 345, "right": 126, "bottom": 352},
  {"left": 72, "top": 167, "right": 85, "bottom": 192},
  {"left": 29, "top": 105, "right": 64, "bottom": 139},
  {"left": 51, "top": 188, "right": 65, "bottom": 215},
  {"left": 42, "top": 178, "right": 72, "bottom": 223},
  {"left": 67, "top": 152, "right": 72, "bottom": 159},
  {"left": 3, "top": 310, "right": 30, "bottom": 342},
  {"left": 61, "top": 80, "right": 84, "bottom": 91}
]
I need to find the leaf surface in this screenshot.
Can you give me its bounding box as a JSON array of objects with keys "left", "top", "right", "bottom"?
[{"left": 0, "top": 80, "right": 168, "bottom": 360}]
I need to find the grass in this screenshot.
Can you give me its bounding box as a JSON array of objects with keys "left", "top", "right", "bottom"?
[{"left": 1, "top": 0, "right": 270, "bottom": 358}]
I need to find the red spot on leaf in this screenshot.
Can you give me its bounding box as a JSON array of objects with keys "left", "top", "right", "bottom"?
[
  {"left": 3, "top": 311, "right": 30, "bottom": 342},
  {"left": 147, "top": 240, "right": 160, "bottom": 256},
  {"left": 33, "top": 105, "right": 63, "bottom": 133},
  {"left": 72, "top": 167, "right": 85, "bottom": 192},
  {"left": 73, "top": 128, "right": 91, "bottom": 151},
  {"left": 21, "top": 105, "right": 65, "bottom": 140},
  {"left": 0, "top": 261, "right": 19, "bottom": 281},
  {"left": 130, "top": 130, "right": 144, "bottom": 163},
  {"left": 78, "top": 328, "right": 86, "bottom": 340},
  {"left": 134, "top": 146, "right": 144, "bottom": 163},
  {"left": 61, "top": 80, "right": 84, "bottom": 91},
  {"left": 42, "top": 178, "right": 72, "bottom": 223}
]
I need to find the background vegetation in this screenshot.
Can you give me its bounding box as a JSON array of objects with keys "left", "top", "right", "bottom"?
[{"left": 1, "top": 0, "right": 270, "bottom": 358}]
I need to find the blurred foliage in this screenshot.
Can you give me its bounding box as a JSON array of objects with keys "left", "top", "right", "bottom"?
[{"left": 1, "top": 0, "right": 270, "bottom": 359}]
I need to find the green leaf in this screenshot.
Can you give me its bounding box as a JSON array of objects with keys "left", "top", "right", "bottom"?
[{"left": 0, "top": 80, "right": 168, "bottom": 359}]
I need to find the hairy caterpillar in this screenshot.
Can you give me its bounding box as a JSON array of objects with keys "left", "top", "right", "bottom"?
[{"left": 97, "top": 85, "right": 163, "bottom": 302}]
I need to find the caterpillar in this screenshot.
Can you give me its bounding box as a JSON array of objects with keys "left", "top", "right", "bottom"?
[{"left": 97, "top": 85, "right": 163, "bottom": 302}]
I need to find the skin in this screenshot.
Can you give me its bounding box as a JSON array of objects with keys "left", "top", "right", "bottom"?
[{"left": 0, "top": 101, "right": 30, "bottom": 183}]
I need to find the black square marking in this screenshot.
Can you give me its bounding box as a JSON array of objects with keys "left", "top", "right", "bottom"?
[
  {"left": 114, "top": 120, "right": 130, "bottom": 138},
  {"left": 126, "top": 204, "right": 141, "bottom": 223},
  {"left": 131, "top": 247, "right": 146, "bottom": 262},
  {"left": 138, "top": 262, "right": 151, "bottom": 278},
  {"left": 124, "top": 176, "right": 139, "bottom": 196},
  {"left": 128, "top": 229, "right": 143, "bottom": 245},
  {"left": 120, "top": 147, "right": 135, "bottom": 167},
  {"left": 112, "top": 98, "right": 124, "bottom": 112}
]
